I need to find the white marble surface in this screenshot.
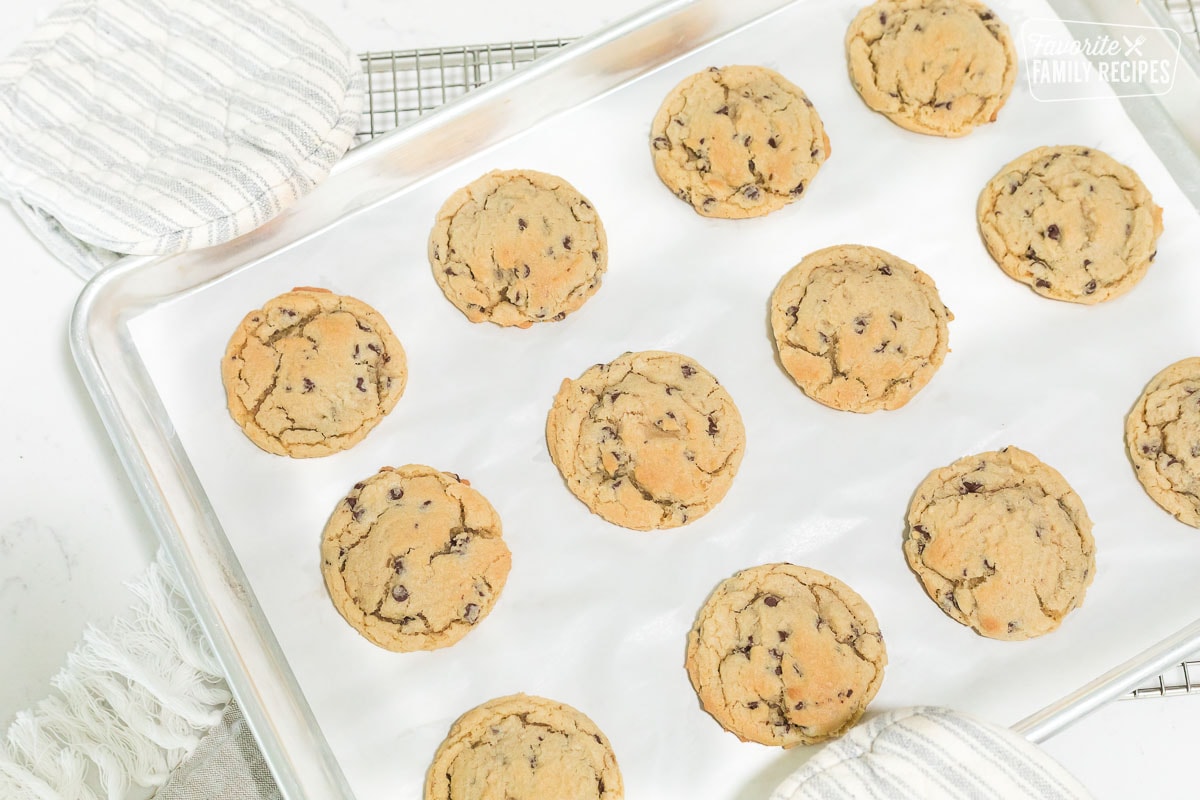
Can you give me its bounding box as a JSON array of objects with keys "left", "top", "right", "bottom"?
[{"left": 0, "top": 0, "right": 1196, "bottom": 797}]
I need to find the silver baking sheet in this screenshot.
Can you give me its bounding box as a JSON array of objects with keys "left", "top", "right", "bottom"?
[{"left": 72, "top": 0, "right": 1200, "bottom": 798}]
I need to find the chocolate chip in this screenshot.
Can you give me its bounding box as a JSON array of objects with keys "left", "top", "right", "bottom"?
[
  {"left": 1025, "top": 246, "right": 1039, "bottom": 260},
  {"left": 345, "top": 496, "right": 357, "bottom": 508},
  {"left": 592, "top": 250, "right": 600, "bottom": 262},
  {"left": 302, "top": 378, "right": 315, "bottom": 393},
  {"left": 1007, "top": 621, "right": 1018, "bottom": 633},
  {"left": 707, "top": 416, "right": 718, "bottom": 436},
  {"left": 281, "top": 308, "right": 296, "bottom": 317},
  {"left": 1083, "top": 258, "right": 1092, "bottom": 267},
  {"left": 421, "top": 500, "right": 432, "bottom": 507},
  {"left": 790, "top": 182, "right": 805, "bottom": 196},
  {"left": 652, "top": 136, "right": 669, "bottom": 150},
  {"left": 742, "top": 185, "right": 760, "bottom": 200},
  {"left": 846, "top": 688, "right": 854, "bottom": 697},
  {"left": 553, "top": 312, "right": 566, "bottom": 321},
  {"left": 748, "top": 159, "right": 756, "bottom": 173},
  {"left": 764, "top": 595, "right": 780, "bottom": 607},
  {"left": 878, "top": 265, "right": 892, "bottom": 275},
  {"left": 1150, "top": 250, "right": 1157, "bottom": 261},
  {"left": 702, "top": 197, "right": 716, "bottom": 209},
  {"left": 681, "top": 364, "right": 696, "bottom": 378},
  {"left": 803, "top": 97, "right": 814, "bottom": 108},
  {"left": 562, "top": 236, "right": 572, "bottom": 250},
  {"left": 1036, "top": 278, "right": 1052, "bottom": 288},
  {"left": 794, "top": 700, "right": 806, "bottom": 710},
  {"left": 392, "top": 557, "right": 404, "bottom": 574},
  {"left": 853, "top": 316, "right": 868, "bottom": 333},
  {"left": 518, "top": 218, "right": 527, "bottom": 230},
  {"left": 391, "top": 585, "right": 409, "bottom": 602},
  {"left": 747, "top": 701, "right": 759, "bottom": 709},
  {"left": 980, "top": 11, "right": 994, "bottom": 19},
  {"left": 1047, "top": 224, "right": 1061, "bottom": 240},
  {"left": 1009, "top": 183, "right": 1018, "bottom": 194},
  {"left": 768, "top": 137, "right": 778, "bottom": 148},
  {"left": 914, "top": 23, "right": 923, "bottom": 31},
  {"left": 874, "top": 340, "right": 889, "bottom": 353},
  {"left": 778, "top": 630, "right": 789, "bottom": 641},
  {"left": 356, "top": 377, "right": 366, "bottom": 392},
  {"left": 356, "top": 320, "right": 372, "bottom": 332},
  {"left": 879, "top": 11, "right": 887, "bottom": 23},
  {"left": 389, "top": 488, "right": 404, "bottom": 501},
  {"left": 464, "top": 603, "right": 480, "bottom": 623},
  {"left": 962, "top": 480, "right": 983, "bottom": 493},
  {"left": 743, "top": 135, "right": 752, "bottom": 146},
  {"left": 933, "top": 100, "right": 952, "bottom": 109},
  {"left": 1084, "top": 280, "right": 1097, "bottom": 294},
  {"left": 787, "top": 305, "right": 798, "bottom": 317},
  {"left": 716, "top": 105, "right": 729, "bottom": 115},
  {"left": 776, "top": 666, "right": 783, "bottom": 675}
]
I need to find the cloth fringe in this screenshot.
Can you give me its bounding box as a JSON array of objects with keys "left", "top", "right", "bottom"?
[{"left": 0, "top": 554, "right": 231, "bottom": 800}]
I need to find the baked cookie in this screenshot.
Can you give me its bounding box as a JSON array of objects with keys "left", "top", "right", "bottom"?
[
  {"left": 649, "top": 65, "right": 830, "bottom": 219},
  {"left": 685, "top": 563, "right": 886, "bottom": 748},
  {"left": 221, "top": 288, "right": 407, "bottom": 458},
  {"left": 1126, "top": 357, "right": 1200, "bottom": 527},
  {"left": 546, "top": 351, "right": 746, "bottom": 530},
  {"left": 978, "top": 145, "right": 1163, "bottom": 303},
  {"left": 845, "top": 0, "right": 1016, "bottom": 136},
  {"left": 769, "top": 245, "right": 952, "bottom": 413},
  {"left": 426, "top": 694, "right": 623, "bottom": 800},
  {"left": 429, "top": 169, "right": 606, "bottom": 327},
  {"left": 904, "top": 447, "right": 1096, "bottom": 640},
  {"left": 320, "top": 465, "right": 511, "bottom": 652},
  {"left": 844, "top": 0, "right": 1012, "bottom": 136}
]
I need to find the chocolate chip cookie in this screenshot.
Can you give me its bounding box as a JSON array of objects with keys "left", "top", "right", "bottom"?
[
  {"left": 429, "top": 169, "right": 607, "bottom": 327},
  {"left": 649, "top": 65, "right": 830, "bottom": 219},
  {"left": 769, "top": 245, "right": 952, "bottom": 413},
  {"left": 425, "top": 693, "right": 623, "bottom": 800},
  {"left": 846, "top": 0, "right": 1016, "bottom": 136},
  {"left": 685, "top": 564, "right": 886, "bottom": 748},
  {"left": 320, "top": 465, "right": 511, "bottom": 652},
  {"left": 1126, "top": 357, "right": 1200, "bottom": 527},
  {"left": 545, "top": 350, "right": 746, "bottom": 530},
  {"left": 978, "top": 145, "right": 1163, "bottom": 303},
  {"left": 221, "top": 287, "right": 407, "bottom": 458},
  {"left": 905, "top": 447, "right": 1096, "bottom": 640}
]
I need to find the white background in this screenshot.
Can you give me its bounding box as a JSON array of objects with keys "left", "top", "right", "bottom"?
[{"left": 1, "top": 0, "right": 1198, "bottom": 797}]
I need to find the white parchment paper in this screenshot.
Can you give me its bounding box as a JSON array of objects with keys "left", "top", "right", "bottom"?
[{"left": 131, "top": 1, "right": 1200, "bottom": 797}]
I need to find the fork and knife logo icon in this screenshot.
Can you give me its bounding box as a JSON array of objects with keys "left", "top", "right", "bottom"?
[{"left": 1123, "top": 35, "right": 1147, "bottom": 56}]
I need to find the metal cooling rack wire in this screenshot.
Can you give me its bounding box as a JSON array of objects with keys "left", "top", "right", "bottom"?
[{"left": 355, "top": 39, "right": 574, "bottom": 144}]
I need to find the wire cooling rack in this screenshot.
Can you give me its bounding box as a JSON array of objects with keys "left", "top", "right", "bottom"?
[
  {"left": 355, "top": 39, "right": 573, "bottom": 144},
  {"left": 350, "top": 10, "right": 1200, "bottom": 701}
]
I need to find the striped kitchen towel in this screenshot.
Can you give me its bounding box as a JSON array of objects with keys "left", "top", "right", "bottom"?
[
  {"left": 771, "top": 706, "right": 1092, "bottom": 800},
  {"left": 0, "top": 0, "right": 363, "bottom": 278}
]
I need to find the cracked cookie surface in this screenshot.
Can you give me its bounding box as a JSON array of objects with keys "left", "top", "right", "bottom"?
[
  {"left": 425, "top": 693, "right": 623, "bottom": 800},
  {"left": 1126, "top": 357, "right": 1200, "bottom": 527},
  {"left": 685, "top": 564, "right": 886, "bottom": 748},
  {"left": 649, "top": 65, "right": 830, "bottom": 219},
  {"left": 978, "top": 145, "right": 1163, "bottom": 303},
  {"left": 221, "top": 288, "right": 407, "bottom": 458},
  {"left": 320, "top": 465, "right": 510, "bottom": 652},
  {"left": 546, "top": 350, "right": 745, "bottom": 531},
  {"left": 846, "top": 0, "right": 1016, "bottom": 137},
  {"left": 769, "top": 244, "right": 952, "bottom": 413},
  {"left": 905, "top": 447, "right": 1095, "bottom": 640},
  {"left": 429, "top": 169, "right": 606, "bottom": 327}
]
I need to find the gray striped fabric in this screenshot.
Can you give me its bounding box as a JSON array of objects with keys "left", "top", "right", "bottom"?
[
  {"left": 771, "top": 707, "right": 1092, "bottom": 800},
  {"left": 0, "top": 0, "right": 363, "bottom": 277}
]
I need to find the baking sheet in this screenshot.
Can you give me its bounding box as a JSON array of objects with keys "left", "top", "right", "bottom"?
[{"left": 127, "top": 0, "right": 1200, "bottom": 797}]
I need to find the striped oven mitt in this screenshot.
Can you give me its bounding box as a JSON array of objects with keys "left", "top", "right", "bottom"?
[
  {"left": 0, "top": 0, "right": 363, "bottom": 278},
  {"left": 771, "top": 707, "right": 1093, "bottom": 800}
]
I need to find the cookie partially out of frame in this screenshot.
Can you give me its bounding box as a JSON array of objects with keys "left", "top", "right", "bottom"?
[
  {"left": 546, "top": 350, "right": 746, "bottom": 530},
  {"left": 320, "top": 465, "right": 511, "bottom": 652},
  {"left": 1126, "top": 357, "right": 1200, "bottom": 527},
  {"left": 978, "top": 145, "right": 1163, "bottom": 303},
  {"left": 769, "top": 244, "right": 952, "bottom": 413},
  {"left": 429, "top": 169, "right": 607, "bottom": 327},
  {"left": 685, "top": 563, "right": 886, "bottom": 748},
  {"left": 221, "top": 287, "right": 407, "bottom": 457},
  {"left": 650, "top": 65, "right": 830, "bottom": 219},
  {"left": 904, "top": 446, "right": 1096, "bottom": 640},
  {"left": 425, "top": 693, "right": 623, "bottom": 800},
  {"left": 846, "top": 0, "right": 1016, "bottom": 136}
]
